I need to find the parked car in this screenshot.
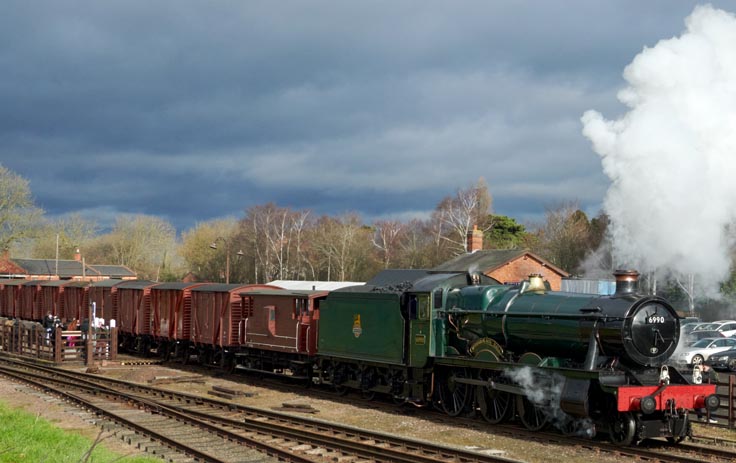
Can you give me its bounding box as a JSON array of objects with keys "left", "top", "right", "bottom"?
[
  {"left": 692, "top": 320, "right": 736, "bottom": 337},
  {"left": 682, "top": 330, "right": 725, "bottom": 346},
  {"left": 680, "top": 322, "right": 703, "bottom": 336},
  {"left": 676, "top": 337, "right": 736, "bottom": 365},
  {"left": 706, "top": 348, "right": 736, "bottom": 372}
]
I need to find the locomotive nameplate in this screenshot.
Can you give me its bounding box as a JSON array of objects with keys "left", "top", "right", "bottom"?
[{"left": 415, "top": 334, "right": 426, "bottom": 345}]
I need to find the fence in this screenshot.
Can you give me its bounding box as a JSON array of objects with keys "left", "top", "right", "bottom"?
[
  {"left": 0, "top": 318, "right": 117, "bottom": 364},
  {"left": 709, "top": 374, "right": 736, "bottom": 429}
]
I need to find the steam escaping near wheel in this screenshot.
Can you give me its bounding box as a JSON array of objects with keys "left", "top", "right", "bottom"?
[{"left": 503, "top": 366, "right": 595, "bottom": 438}]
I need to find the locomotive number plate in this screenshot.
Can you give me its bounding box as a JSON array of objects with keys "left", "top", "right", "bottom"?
[{"left": 647, "top": 316, "right": 666, "bottom": 324}]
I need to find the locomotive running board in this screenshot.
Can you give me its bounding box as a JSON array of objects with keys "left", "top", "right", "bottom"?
[{"left": 452, "top": 377, "right": 526, "bottom": 396}]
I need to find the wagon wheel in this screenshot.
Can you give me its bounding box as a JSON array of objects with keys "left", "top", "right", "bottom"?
[
  {"left": 475, "top": 370, "right": 512, "bottom": 424},
  {"left": 608, "top": 412, "right": 636, "bottom": 446},
  {"left": 516, "top": 395, "right": 548, "bottom": 431},
  {"left": 360, "top": 367, "right": 377, "bottom": 400},
  {"left": 161, "top": 343, "right": 172, "bottom": 362},
  {"left": 329, "top": 363, "right": 349, "bottom": 396},
  {"left": 438, "top": 368, "right": 471, "bottom": 417}
]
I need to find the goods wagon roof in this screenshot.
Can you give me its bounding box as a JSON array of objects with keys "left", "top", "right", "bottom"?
[
  {"left": 243, "top": 289, "right": 327, "bottom": 298},
  {"left": 64, "top": 281, "right": 91, "bottom": 288},
  {"left": 38, "top": 280, "right": 69, "bottom": 287},
  {"left": 267, "top": 280, "right": 364, "bottom": 291},
  {"left": 192, "top": 283, "right": 278, "bottom": 293},
  {"left": 115, "top": 280, "right": 155, "bottom": 289},
  {"left": 1, "top": 279, "right": 29, "bottom": 286},
  {"left": 89, "top": 279, "right": 126, "bottom": 288},
  {"left": 153, "top": 282, "right": 211, "bottom": 290}
]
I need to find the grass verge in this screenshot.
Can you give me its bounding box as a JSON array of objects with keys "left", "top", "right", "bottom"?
[{"left": 0, "top": 402, "right": 160, "bottom": 463}]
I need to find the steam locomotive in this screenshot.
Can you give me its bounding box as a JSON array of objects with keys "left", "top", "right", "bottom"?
[{"left": 307, "top": 269, "right": 718, "bottom": 445}]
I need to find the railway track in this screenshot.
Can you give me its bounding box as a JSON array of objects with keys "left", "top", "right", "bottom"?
[{"left": 0, "top": 357, "right": 523, "bottom": 463}]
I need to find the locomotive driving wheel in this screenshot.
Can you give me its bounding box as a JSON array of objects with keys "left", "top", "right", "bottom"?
[
  {"left": 608, "top": 412, "right": 636, "bottom": 446},
  {"left": 475, "top": 370, "right": 512, "bottom": 424},
  {"left": 438, "top": 367, "right": 471, "bottom": 416},
  {"left": 516, "top": 395, "right": 548, "bottom": 431}
]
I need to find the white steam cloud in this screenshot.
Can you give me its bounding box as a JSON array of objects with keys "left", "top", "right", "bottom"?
[{"left": 582, "top": 5, "right": 736, "bottom": 296}]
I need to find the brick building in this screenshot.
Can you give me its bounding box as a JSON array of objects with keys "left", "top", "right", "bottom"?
[{"left": 433, "top": 227, "right": 570, "bottom": 290}]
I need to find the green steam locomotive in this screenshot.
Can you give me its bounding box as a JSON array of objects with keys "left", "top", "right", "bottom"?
[{"left": 316, "top": 269, "right": 718, "bottom": 445}]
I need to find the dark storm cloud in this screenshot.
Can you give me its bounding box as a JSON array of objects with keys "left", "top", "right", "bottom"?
[{"left": 1, "top": 1, "right": 731, "bottom": 232}]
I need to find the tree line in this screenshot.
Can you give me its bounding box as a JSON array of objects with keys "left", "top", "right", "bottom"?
[{"left": 1, "top": 164, "right": 610, "bottom": 283}]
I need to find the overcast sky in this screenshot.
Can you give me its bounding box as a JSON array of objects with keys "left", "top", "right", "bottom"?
[{"left": 1, "top": 1, "right": 731, "bottom": 233}]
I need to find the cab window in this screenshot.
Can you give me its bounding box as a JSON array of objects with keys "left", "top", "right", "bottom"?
[
  {"left": 433, "top": 288, "right": 443, "bottom": 309},
  {"left": 417, "top": 296, "right": 429, "bottom": 320}
]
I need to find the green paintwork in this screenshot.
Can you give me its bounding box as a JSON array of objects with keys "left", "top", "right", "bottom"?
[
  {"left": 443, "top": 283, "right": 603, "bottom": 362},
  {"left": 318, "top": 292, "right": 405, "bottom": 364},
  {"left": 409, "top": 295, "right": 430, "bottom": 367}
]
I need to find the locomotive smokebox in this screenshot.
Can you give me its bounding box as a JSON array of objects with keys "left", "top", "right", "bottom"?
[{"left": 613, "top": 270, "right": 640, "bottom": 296}]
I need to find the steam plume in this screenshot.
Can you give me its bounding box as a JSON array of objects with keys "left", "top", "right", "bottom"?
[{"left": 581, "top": 5, "right": 736, "bottom": 296}]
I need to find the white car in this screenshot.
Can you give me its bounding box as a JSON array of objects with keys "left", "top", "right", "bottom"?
[
  {"left": 709, "top": 320, "right": 736, "bottom": 337},
  {"left": 692, "top": 320, "right": 736, "bottom": 337},
  {"left": 677, "top": 337, "right": 736, "bottom": 365}
]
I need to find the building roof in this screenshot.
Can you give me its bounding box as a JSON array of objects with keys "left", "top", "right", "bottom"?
[
  {"left": 12, "top": 258, "right": 91, "bottom": 278},
  {"left": 87, "top": 265, "right": 136, "bottom": 278},
  {"left": 1, "top": 258, "right": 136, "bottom": 280},
  {"left": 433, "top": 249, "right": 570, "bottom": 277},
  {"left": 267, "top": 280, "right": 364, "bottom": 291}
]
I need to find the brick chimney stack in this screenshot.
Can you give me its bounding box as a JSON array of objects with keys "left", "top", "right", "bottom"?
[
  {"left": 467, "top": 225, "right": 483, "bottom": 253},
  {"left": 74, "top": 248, "right": 81, "bottom": 262}
]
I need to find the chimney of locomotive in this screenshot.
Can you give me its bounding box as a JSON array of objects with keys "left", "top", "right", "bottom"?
[
  {"left": 613, "top": 270, "right": 640, "bottom": 296},
  {"left": 467, "top": 225, "right": 483, "bottom": 253}
]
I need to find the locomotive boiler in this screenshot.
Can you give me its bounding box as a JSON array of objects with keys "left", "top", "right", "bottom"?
[{"left": 443, "top": 270, "right": 680, "bottom": 368}]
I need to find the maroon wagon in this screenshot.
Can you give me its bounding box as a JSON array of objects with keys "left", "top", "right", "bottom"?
[
  {"left": 36, "top": 280, "right": 70, "bottom": 321},
  {"left": 114, "top": 280, "right": 156, "bottom": 353},
  {"left": 19, "top": 281, "right": 40, "bottom": 321},
  {"left": 149, "top": 282, "right": 210, "bottom": 359},
  {"left": 88, "top": 279, "right": 124, "bottom": 325},
  {"left": 234, "top": 289, "right": 327, "bottom": 380},
  {"left": 188, "top": 283, "right": 277, "bottom": 366},
  {"left": 0, "top": 279, "right": 27, "bottom": 318},
  {"left": 59, "top": 281, "right": 90, "bottom": 323}
]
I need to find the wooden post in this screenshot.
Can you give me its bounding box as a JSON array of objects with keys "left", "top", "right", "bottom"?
[
  {"left": 729, "top": 375, "right": 734, "bottom": 429},
  {"left": 110, "top": 327, "right": 118, "bottom": 360},
  {"left": 86, "top": 303, "right": 94, "bottom": 366},
  {"left": 54, "top": 327, "right": 62, "bottom": 364}
]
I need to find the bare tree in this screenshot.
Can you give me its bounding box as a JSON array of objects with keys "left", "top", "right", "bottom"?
[
  {"left": 434, "top": 178, "right": 493, "bottom": 255},
  {"left": 371, "top": 220, "right": 404, "bottom": 268},
  {"left": 310, "top": 213, "right": 373, "bottom": 281},
  {"left": 0, "top": 164, "right": 43, "bottom": 252},
  {"left": 532, "top": 201, "right": 592, "bottom": 275},
  {"left": 240, "top": 204, "right": 313, "bottom": 283},
  {"left": 32, "top": 214, "right": 99, "bottom": 259},
  {"left": 86, "top": 214, "right": 177, "bottom": 281},
  {"left": 180, "top": 218, "right": 239, "bottom": 282}
]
